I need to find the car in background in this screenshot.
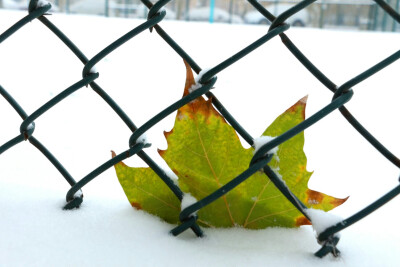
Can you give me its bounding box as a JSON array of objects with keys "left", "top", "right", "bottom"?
[
  {"left": 2, "top": 0, "right": 59, "bottom": 12},
  {"left": 111, "top": 4, "right": 177, "bottom": 20},
  {"left": 244, "top": 4, "right": 309, "bottom": 27},
  {"left": 69, "top": 0, "right": 115, "bottom": 16},
  {"left": 69, "top": 0, "right": 176, "bottom": 20},
  {"left": 2, "top": 0, "right": 21, "bottom": 9},
  {"left": 187, "top": 6, "right": 243, "bottom": 24}
]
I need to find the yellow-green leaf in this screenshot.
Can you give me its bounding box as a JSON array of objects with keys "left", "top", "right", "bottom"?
[{"left": 113, "top": 61, "right": 347, "bottom": 228}]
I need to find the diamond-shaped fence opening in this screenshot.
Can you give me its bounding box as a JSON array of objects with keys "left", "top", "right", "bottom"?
[{"left": 1, "top": 0, "right": 399, "bottom": 258}]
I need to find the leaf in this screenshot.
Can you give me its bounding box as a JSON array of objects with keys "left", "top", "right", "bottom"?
[
  {"left": 113, "top": 151, "right": 180, "bottom": 224},
  {"left": 114, "top": 61, "right": 347, "bottom": 229}
]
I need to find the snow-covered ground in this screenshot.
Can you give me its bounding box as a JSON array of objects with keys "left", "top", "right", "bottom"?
[{"left": 1, "top": 9, "right": 399, "bottom": 266}]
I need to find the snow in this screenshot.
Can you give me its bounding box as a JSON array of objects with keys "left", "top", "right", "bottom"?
[
  {"left": 188, "top": 83, "right": 202, "bottom": 93},
  {"left": 253, "top": 136, "right": 285, "bottom": 183},
  {"left": 135, "top": 133, "right": 148, "bottom": 145},
  {"left": 181, "top": 193, "right": 197, "bottom": 212},
  {"left": 74, "top": 189, "right": 83, "bottom": 198},
  {"left": 158, "top": 7, "right": 166, "bottom": 15},
  {"left": 37, "top": 0, "right": 50, "bottom": 8},
  {"left": 195, "top": 68, "right": 213, "bottom": 84},
  {"left": 26, "top": 123, "right": 34, "bottom": 131},
  {"left": 188, "top": 68, "right": 212, "bottom": 93},
  {"left": 1, "top": 9, "right": 400, "bottom": 266},
  {"left": 253, "top": 136, "right": 278, "bottom": 155},
  {"left": 164, "top": 167, "right": 179, "bottom": 181},
  {"left": 306, "top": 209, "right": 344, "bottom": 236},
  {"left": 271, "top": 167, "right": 283, "bottom": 182},
  {"left": 89, "top": 65, "right": 98, "bottom": 73}
]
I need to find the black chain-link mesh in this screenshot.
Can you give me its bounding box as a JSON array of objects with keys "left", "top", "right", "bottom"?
[{"left": 1, "top": 0, "right": 399, "bottom": 258}]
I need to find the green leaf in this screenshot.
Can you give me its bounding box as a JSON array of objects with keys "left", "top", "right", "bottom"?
[
  {"left": 113, "top": 151, "right": 180, "bottom": 224},
  {"left": 113, "top": 61, "right": 347, "bottom": 229}
]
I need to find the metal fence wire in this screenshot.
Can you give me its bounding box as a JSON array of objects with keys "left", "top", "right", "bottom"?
[{"left": 1, "top": 0, "right": 399, "bottom": 258}]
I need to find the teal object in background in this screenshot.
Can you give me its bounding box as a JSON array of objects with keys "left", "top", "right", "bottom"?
[{"left": 209, "top": 0, "right": 215, "bottom": 23}]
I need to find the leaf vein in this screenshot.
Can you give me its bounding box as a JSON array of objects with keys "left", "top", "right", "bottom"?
[
  {"left": 133, "top": 184, "right": 180, "bottom": 211},
  {"left": 244, "top": 180, "right": 271, "bottom": 227},
  {"left": 194, "top": 114, "right": 235, "bottom": 226}
]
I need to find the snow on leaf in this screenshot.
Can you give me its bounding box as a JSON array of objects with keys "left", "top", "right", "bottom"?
[{"left": 113, "top": 61, "right": 347, "bottom": 229}]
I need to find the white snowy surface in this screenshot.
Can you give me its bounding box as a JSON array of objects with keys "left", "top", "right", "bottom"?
[{"left": 1, "top": 9, "right": 400, "bottom": 266}]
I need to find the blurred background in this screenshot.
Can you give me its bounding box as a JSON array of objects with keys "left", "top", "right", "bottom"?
[{"left": 0, "top": 0, "right": 399, "bottom": 32}]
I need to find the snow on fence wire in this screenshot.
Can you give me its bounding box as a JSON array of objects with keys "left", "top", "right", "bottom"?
[{"left": 1, "top": 0, "right": 399, "bottom": 258}]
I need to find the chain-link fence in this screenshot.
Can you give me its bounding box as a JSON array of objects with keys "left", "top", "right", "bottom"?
[{"left": 1, "top": 0, "right": 399, "bottom": 258}]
